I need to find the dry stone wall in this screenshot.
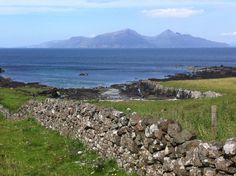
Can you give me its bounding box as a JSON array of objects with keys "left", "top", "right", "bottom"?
[
  {"left": 139, "top": 80, "right": 222, "bottom": 99},
  {"left": 0, "top": 104, "right": 10, "bottom": 118},
  {"left": 14, "top": 99, "right": 236, "bottom": 176}
]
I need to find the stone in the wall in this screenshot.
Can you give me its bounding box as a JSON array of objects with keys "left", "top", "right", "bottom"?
[
  {"left": 173, "top": 129, "right": 196, "bottom": 144},
  {"left": 203, "top": 167, "right": 216, "bottom": 176},
  {"left": 189, "top": 167, "right": 202, "bottom": 176},
  {"left": 215, "top": 157, "right": 235, "bottom": 174},
  {"left": 223, "top": 138, "right": 236, "bottom": 156}
]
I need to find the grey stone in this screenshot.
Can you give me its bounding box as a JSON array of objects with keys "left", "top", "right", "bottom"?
[
  {"left": 176, "top": 140, "right": 201, "bottom": 156},
  {"left": 203, "top": 168, "right": 216, "bottom": 176},
  {"left": 120, "top": 116, "right": 129, "bottom": 126},
  {"left": 173, "top": 129, "right": 196, "bottom": 144},
  {"left": 112, "top": 110, "right": 126, "bottom": 118},
  {"left": 167, "top": 122, "right": 182, "bottom": 137},
  {"left": 185, "top": 147, "right": 202, "bottom": 167},
  {"left": 215, "top": 156, "right": 235, "bottom": 173},
  {"left": 191, "top": 91, "right": 203, "bottom": 99},
  {"left": 223, "top": 138, "right": 236, "bottom": 156},
  {"left": 189, "top": 167, "right": 202, "bottom": 176},
  {"left": 163, "top": 157, "right": 175, "bottom": 172}
]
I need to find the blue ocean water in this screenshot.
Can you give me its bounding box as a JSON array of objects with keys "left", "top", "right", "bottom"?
[{"left": 0, "top": 48, "right": 236, "bottom": 88}]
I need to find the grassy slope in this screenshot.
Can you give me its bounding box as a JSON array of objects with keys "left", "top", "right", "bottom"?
[
  {"left": 95, "top": 78, "right": 236, "bottom": 141},
  {"left": 0, "top": 87, "right": 47, "bottom": 112},
  {"left": 0, "top": 87, "right": 135, "bottom": 176}
]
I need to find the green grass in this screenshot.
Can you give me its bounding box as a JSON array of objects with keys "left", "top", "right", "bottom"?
[
  {"left": 0, "top": 87, "right": 135, "bottom": 176},
  {"left": 0, "top": 86, "right": 47, "bottom": 112},
  {"left": 162, "top": 77, "right": 236, "bottom": 95},
  {"left": 95, "top": 78, "right": 236, "bottom": 141},
  {"left": 0, "top": 114, "right": 135, "bottom": 176}
]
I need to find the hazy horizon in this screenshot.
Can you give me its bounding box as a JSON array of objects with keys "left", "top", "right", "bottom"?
[{"left": 0, "top": 0, "right": 235, "bottom": 47}]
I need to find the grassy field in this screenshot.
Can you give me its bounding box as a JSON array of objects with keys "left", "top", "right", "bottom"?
[
  {"left": 95, "top": 78, "right": 236, "bottom": 141},
  {"left": 0, "top": 86, "right": 48, "bottom": 112},
  {"left": 0, "top": 87, "right": 135, "bottom": 176}
]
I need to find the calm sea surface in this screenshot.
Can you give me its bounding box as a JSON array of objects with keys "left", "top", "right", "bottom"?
[{"left": 0, "top": 48, "right": 236, "bottom": 88}]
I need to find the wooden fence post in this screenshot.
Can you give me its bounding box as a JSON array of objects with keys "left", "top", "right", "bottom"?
[{"left": 211, "top": 105, "right": 217, "bottom": 140}]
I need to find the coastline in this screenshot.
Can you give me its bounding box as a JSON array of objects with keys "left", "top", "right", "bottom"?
[{"left": 1, "top": 66, "right": 236, "bottom": 100}]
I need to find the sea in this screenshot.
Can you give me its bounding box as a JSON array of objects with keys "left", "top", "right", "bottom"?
[{"left": 0, "top": 48, "right": 236, "bottom": 88}]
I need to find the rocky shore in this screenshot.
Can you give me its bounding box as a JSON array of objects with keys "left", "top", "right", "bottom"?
[
  {"left": 158, "top": 66, "right": 236, "bottom": 81},
  {"left": 1, "top": 66, "right": 235, "bottom": 100}
]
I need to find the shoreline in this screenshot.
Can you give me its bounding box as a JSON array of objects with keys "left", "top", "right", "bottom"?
[{"left": 1, "top": 66, "right": 236, "bottom": 100}]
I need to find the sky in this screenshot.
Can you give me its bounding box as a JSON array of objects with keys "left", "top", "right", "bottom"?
[{"left": 0, "top": 0, "right": 235, "bottom": 47}]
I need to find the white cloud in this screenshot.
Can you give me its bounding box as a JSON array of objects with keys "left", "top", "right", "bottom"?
[
  {"left": 142, "top": 8, "right": 204, "bottom": 18},
  {"left": 221, "top": 32, "right": 236, "bottom": 36}
]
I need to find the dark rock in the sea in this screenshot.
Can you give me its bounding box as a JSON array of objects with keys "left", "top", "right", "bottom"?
[
  {"left": 79, "top": 73, "right": 88, "bottom": 76},
  {"left": 166, "top": 73, "right": 192, "bottom": 80},
  {"left": 0, "top": 76, "right": 25, "bottom": 88},
  {"left": 0, "top": 67, "right": 5, "bottom": 73},
  {"left": 166, "top": 66, "right": 236, "bottom": 81},
  {"left": 0, "top": 76, "right": 48, "bottom": 89}
]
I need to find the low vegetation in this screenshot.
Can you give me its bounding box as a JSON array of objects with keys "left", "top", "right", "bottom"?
[{"left": 96, "top": 78, "right": 236, "bottom": 141}]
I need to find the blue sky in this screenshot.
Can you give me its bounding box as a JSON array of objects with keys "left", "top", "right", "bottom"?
[{"left": 0, "top": 0, "right": 235, "bottom": 47}]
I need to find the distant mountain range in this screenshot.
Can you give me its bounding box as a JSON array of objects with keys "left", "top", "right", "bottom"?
[{"left": 31, "top": 29, "right": 229, "bottom": 48}]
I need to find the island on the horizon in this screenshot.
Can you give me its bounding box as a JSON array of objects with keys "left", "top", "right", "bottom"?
[{"left": 30, "top": 29, "right": 229, "bottom": 48}]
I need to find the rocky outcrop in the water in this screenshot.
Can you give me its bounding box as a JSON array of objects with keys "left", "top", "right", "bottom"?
[
  {"left": 0, "top": 76, "right": 47, "bottom": 88},
  {"left": 12, "top": 99, "right": 236, "bottom": 176},
  {"left": 0, "top": 76, "right": 26, "bottom": 88},
  {"left": 164, "top": 66, "right": 236, "bottom": 81},
  {"left": 0, "top": 67, "right": 5, "bottom": 73}
]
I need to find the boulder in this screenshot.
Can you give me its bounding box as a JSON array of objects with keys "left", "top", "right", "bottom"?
[
  {"left": 0, "top": 67, "right": 5, "bottom": 73},
  {"left": 189, "top": 167, "right": 202, "bottom": 176},
  {"left": 203, "top": 168, "right": 216, "bottom": 176},
  {"left": 173, "top": 129, "right": 196, "bottom": 144},
  {"left": 215, "top": 157, "right": 235, "bottom": 174},
  {"left": 175, "top": 140, "right": 201, "bottom": 158},
  {"left": 120, "top": 116, "right": 129, "bottom": 126},
  {"left": 191, "top": 91, "right": 203, "bottom": 99},
  {"left": 167, "top": 122, "right": 182, "bottom": 137},
  {"left": 153, "top": 151, "right": 165, "bottom": 163},
  {"left": 158, "top": 119, "right": 175, "bottom": 132},
  {"left": 223, "top": 138, "right": 236, "bottom": 156}
]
